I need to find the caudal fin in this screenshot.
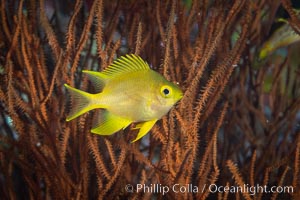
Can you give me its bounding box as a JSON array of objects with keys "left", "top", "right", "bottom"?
[{"left": 64, "top": 84, "right": 97, "bottom": 121}]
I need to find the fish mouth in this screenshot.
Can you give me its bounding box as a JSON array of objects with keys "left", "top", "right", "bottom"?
[
  {"left": 176, "top": 93, "right": 183, "bottom": 102},
  {"left": 179, "top": 91, "right": 183, "bottom": 99}
]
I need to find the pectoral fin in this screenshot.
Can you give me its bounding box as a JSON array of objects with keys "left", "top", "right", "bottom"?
[
  {"left": 91, "top": 110, "right": 131, "bottom": 135},
  {"left": 131, "top": 119, "right": 157, "bottom": 143}
]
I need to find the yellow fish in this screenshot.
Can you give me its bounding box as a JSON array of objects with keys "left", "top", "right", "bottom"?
[
  {"left": 259, "top": 23, "right": 300, "bottom": 59},
  {"left": 64, "top": 54, "right": 183, "bottom": 142}
]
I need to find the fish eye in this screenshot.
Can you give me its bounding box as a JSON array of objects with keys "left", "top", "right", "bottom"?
[
  {"left": 163, "top": 88, "right": 169, "bottom": 95},
  {"left": 160, "top": 85, "right": 172, "bottom": 98}
]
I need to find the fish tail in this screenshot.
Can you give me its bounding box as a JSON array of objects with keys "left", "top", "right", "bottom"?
[{"left": 64, "top": 84, "right": 99, "bottom": 121}]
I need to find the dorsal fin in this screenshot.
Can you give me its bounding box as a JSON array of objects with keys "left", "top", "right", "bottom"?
[
  {"left": 102, "top": 54, "right": 150, "bottom": 77},
  {"left": 82, "top": 70, "right": 108, "bottom": 92}
]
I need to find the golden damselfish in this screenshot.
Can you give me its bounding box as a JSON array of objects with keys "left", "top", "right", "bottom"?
[
  {"left": 64, "top": 54, "right": 183, "bottom": 142},
  {"left": 259, "top": 22, "right": 300, "bottom": 60}
]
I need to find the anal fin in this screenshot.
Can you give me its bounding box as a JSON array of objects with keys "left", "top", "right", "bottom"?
[
  {"left": 91, "top": 110, "right": 131, "bottom": 135},
  {"left": 131, "top": 119, "right": 157, "bottom": 143}
]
